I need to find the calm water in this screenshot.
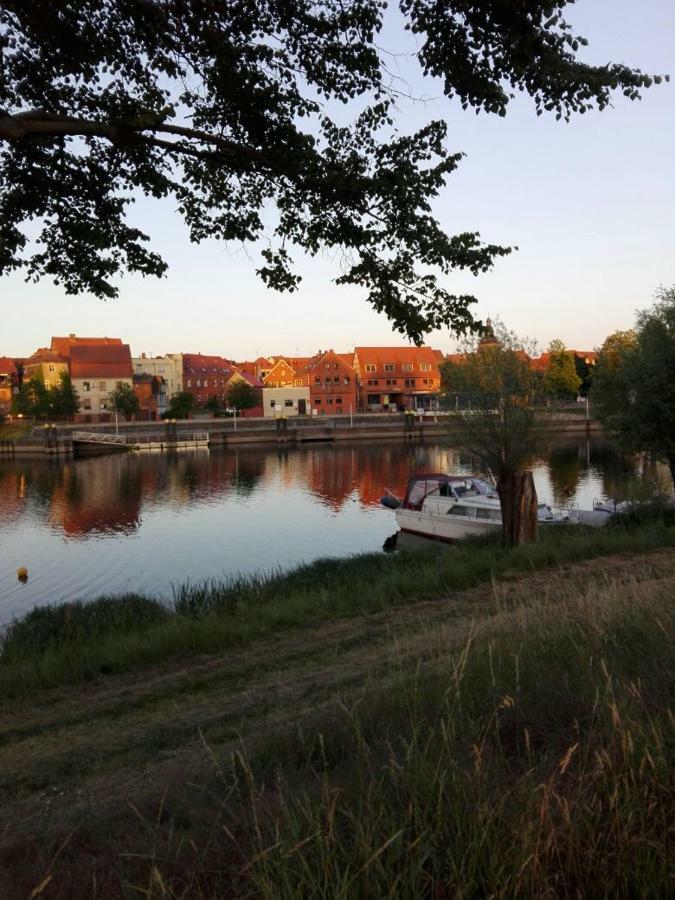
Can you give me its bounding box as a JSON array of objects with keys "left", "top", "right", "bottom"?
[{"left": 0, "top": 439, "right": 668, "bottom": 623}]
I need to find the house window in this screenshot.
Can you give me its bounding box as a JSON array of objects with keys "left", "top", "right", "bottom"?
[
  {"left": 187, "top": 379, "right": 192, "bottom": 387},
  {"left": 48, "top": 364, "right": 55, "bottom": 373},
  {"left": 83, "top": 381, "right": 90, "bottom": 392},
  {"left": 343, "top": 376, "right": 350, "bottom": 385},
  {"left": 327, "top": 398, "right": 333, "bottom": 404},
  {"left": 315, "top": 397, "right": 321, "bottom": 404},
  {"left": 367, "top": 394, "right": 381, "bottom": 404},
  {"left": 336, "top": 397, "right": 342, "bottom": 405},
  {"left": 100, "top": 399, "right": 108, "bottom": 410},
  {"left": 333, "top": 376, "right": 340, "bottom": 384},
  {"left": 365, "top": 364, "right": 376, "bottom": 373},
  {"left": 383, "top": 363, "right": 394, "bottom": 372},
  {"left": 402, "top": 363, "right": 413, "bottom": 372},
  {"left": 315, "top": 376, "right": 321, "bottom": 384},
  {"left": 270, "top": 399, "right": 275, "bottom": 407},
  {"left": 158, "top": 367, "right": 165, "bottom": 374},
  {"left": 325, "top": 363, "right": 331, "bottom": 369},
  {"left": 197, "top": 394, "right": 202, "bottom": 402},
  {"left": 386, "top": 379, "right": 392, "bottom": 386},
  {"left": 99, "top": 381, "right": 107, "bottom": 391},
  {"left": 284, "top": 399, "right": 293, "bottom": 407},
  {"left": 83, "top": 398, "right": 91, "bottom": 410},
  {"left": 419, "top": 363, "right": 431, "bottom": 372}
]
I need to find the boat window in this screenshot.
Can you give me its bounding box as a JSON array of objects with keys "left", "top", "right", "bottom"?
[
  {"left": 453, "top": 485, "right": 466, "bottom": 497},
  {"left": 449, "top": 504, "right": 471, "bottom": 516},
  {"left": 476, "top": 508, "right": 501, "bottom": 520}
]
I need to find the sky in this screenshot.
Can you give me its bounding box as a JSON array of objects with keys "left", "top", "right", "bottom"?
[{"left": 1, "top": 0, "right": 674, "bottom": 359}]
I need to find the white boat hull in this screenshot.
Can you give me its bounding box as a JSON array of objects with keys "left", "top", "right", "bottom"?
[{"left": 395, "top": 507, "right": 500, "bottom": 542}]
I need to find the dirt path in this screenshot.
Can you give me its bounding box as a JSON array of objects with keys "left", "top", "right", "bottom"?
[{"left": 0, "top": 549, "right": 673, "bottom": 848}]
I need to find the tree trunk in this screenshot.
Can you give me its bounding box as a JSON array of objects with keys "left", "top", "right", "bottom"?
[
  {"left": 668, "top": 454, "right": 675, "bottom": 494},
  {"left": 497, "top": 469, "right": 539, "bottom": 547}
]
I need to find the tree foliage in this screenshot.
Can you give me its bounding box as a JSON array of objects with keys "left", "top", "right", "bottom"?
[
  {"left": 108, "top": 382, "right": 139, "bottom": 418},
  {"left": 164, "top": 390, "right": 196, "bottom": 419},
  {"left": 593, "top": 288, "right": 675, "bottom": 489},
  {"left": 0, "top": 2, "right": 664, "bottom": 341},
  {"left": 49, "top": 371, "right": 80, "bottom": 416},
  {"left": 10, "top": 370, "right": 79, "bottom": 418},
  {"left": 543, "top": 339, "right": 582, "bottom": 399},
  {"left": 226, "top": 379, "right": 261, "bottom": 412}
]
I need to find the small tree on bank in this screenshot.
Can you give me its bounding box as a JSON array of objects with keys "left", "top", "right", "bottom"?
[
  {"left": 442, "top": 327, "right": 555, "bottom": 545},
  {"left": 108, "top": 383, "right": 140, "bottom": 420},
  {"left": 50, "top": 372, "right": 79, "bottom": 417},
  {"left": 164, "top": 391, "right": 196, "bottom": 420},
  {"left": 543, "top": 339, "right": 582, "bottom": 400},
  {"left": 593, "top": 287, "right": 675, "bottom": 491},
  {"left": 226, "top": 380, "right": 261, "bottom": 413}
]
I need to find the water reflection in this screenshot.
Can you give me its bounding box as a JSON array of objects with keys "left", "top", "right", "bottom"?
[{"left": 0, "top": 439, "right": 670, "bottom": 622}]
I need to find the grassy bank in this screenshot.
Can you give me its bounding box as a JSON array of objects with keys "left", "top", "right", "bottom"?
[
  {"left": 0, "top": 543, "right": 672, "bottom": 898},
  {"left": 1, "top": 512, "right": 675, "bottom": 700},
  {"left": 226, "top": 577, "right": 673, "bottom": 899}
]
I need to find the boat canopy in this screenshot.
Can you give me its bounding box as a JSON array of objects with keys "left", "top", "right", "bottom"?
[{"left": 401, "top": 474, "right": 496, "bottom": 511}]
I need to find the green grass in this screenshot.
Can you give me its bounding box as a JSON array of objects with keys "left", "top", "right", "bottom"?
[
  {"left": 1, "top": 516, "right": 674, "bottom": 699},
  {"left": 222, "top": 578, "right": 673, "bottom": 899}
]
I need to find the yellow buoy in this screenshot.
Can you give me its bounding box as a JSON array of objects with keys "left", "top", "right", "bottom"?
[{"left": 17, "top": 567, "right": 28, "bottom": 583}]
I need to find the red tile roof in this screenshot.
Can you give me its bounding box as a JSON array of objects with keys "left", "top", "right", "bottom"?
[
  {"left": 354, "top": 346, "right": 441, "bottom": 368},
  {"left": 51, "top": 335, "right": 123, "bottom": 358},
  {"left": 70, "top": 344, "right": 133, "bottom": 379},
  {"left": 0, "top": 357, "right": 18, "bottom": 376},
  {"left": 182, "top": 353, "right": 235, "bottom": 376}
]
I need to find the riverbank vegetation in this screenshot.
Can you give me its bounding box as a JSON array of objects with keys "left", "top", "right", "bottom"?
[
  {"left": 2, "top": 510, "right": 674, "bottom": 699},
  {"left": 0, "top": 538, "right": 672, "bottom": 898}
]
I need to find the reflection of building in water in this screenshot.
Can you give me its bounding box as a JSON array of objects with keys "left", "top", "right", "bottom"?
[
  {"left": 48, "top": 457, "right": 142, "bottom": 535},
  {"left": 0, "top": 467, "right": 27, "bottom": 524},
  {"left": 303, "top": 446, "right": 358, "bottom": 511}
]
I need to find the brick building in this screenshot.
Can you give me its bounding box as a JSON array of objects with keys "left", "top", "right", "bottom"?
[
  {"left": 294, "top": 349, "right": 358, "bottom": 414},
  {"left": 182, "top": 354, "right": 236, "bottom": 406},
  {"left": 353, "top": 347, "right": 442, "bottom": 411}
]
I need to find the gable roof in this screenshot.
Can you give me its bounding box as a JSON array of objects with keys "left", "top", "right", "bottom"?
[
  {"left": 51, "top": 335, "right": 123, "bottom": 358},
  {"left": 354, "top": 346, "right": 441, "bottom": 369},
  {"left": 182, "top": 353, "right": 235, "bottom": 376},
  {"left": 70, "top": 344, "right": 133, "bottom": 379}
]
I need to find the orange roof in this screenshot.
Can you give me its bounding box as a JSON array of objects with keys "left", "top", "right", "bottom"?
[
  {"left": 354, "top": 346, "right": 441, "bottom": 368},
  {"left": 70, "top": 344, "right": 133, "bottom": 379},
  {"left": 51, "top": 335, "right": 123, "bottom": 358},
  {"left": 0, "top": 356, "right": 18, "bottom": 376}
]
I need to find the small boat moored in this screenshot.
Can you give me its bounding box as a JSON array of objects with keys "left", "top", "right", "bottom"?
[{"left": 391, "top": 473, "right": 568, "bottom": 542}]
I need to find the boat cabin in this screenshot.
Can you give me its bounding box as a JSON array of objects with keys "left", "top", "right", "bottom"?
[{"left": 401, "top": 474, "right": 497, "bottom": 511}]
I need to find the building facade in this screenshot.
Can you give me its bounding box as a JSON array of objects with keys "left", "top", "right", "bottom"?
[
  {"left": 295, "top": 350, "right": 358, "bottom": 414},
  {"left": 261, "top": 386, "right": 310, "bottom": 417},
  {"left": 69, "top": 343, "right": 134, "bottom": 420},
  {"left": 182, "top": 354, "right": 236, "bottom": 406},
  {"left": 0, "top": 357, "right": 18, "bottom": 417},
  {"left": 353, "top": 347, "right": 442, "bottom": 411},
  {"left": 132, "top": 353, "right": 183, "bottom": 400}
]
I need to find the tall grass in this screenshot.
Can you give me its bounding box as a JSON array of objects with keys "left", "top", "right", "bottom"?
[
  {"left": 1, "top": 519, "right": 673, "bottom": 698},
  {"left": 212, "top": 579, "right": 674, "bottom": 898}
]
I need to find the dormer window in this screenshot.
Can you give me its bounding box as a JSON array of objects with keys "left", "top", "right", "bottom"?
[{"left": 383, "top": 363, "right": 394, "bottom": 372}]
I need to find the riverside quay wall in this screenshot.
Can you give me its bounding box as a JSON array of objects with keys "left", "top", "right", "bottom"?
[{"left": 1, "top": 412, "right": 603, "bottom": 457}]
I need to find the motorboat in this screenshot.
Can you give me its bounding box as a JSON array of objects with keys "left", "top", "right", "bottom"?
[{"left": 388, "top": 473, "right": 567, "bottom": 542}]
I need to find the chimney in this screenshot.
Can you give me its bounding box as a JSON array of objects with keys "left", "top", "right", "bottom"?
[{"left": 69, "top": 333, "right": 76, "bottom": 340}]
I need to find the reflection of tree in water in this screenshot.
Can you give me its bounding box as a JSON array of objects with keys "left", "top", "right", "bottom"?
[{"left": 547, "top": 441, "right": 584, "bottom": 503}]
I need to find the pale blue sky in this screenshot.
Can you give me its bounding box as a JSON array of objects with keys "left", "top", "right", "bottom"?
[{"left": 1, "top": 0, "right": 673, "bottom": 358}]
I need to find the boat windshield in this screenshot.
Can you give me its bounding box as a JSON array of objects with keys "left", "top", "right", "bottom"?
[{"left": 403, "top": 475, "right": 452, "bottom": 510}]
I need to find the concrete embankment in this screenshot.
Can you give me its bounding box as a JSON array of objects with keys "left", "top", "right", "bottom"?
[{"left": 0, "top": 413, "right": 602, "bottom": 457}]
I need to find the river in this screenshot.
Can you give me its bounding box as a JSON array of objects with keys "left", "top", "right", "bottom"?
[{"left": 0, "top": 439, "right": 668, "bottom": 623}]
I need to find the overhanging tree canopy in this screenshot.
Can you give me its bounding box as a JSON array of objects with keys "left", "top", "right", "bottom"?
[{"left": 0, "top": 1, "right": 664, "bottom": 341}]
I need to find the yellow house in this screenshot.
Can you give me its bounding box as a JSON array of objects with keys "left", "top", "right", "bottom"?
[{"left": 24, "top": 349, "right": 69, "bottom": 389}]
